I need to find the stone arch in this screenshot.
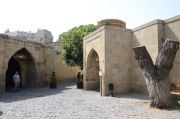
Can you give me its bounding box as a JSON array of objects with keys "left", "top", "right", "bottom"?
[
  {"left": 5, "top": 48, "right": 37, "bottom": 91},
  {"left": 86, "top": 49, "right": 100, "bottom": 90},
  {"left": 6, "top": 47, "right": 38, "bottom": 69}
]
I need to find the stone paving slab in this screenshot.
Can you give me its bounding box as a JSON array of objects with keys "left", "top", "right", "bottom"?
[{"left": 0, "top": 83, "right": 180, "bottom": 119}]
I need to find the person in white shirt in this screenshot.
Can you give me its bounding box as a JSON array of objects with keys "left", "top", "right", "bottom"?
[{"left": 13, "top": 71, "right": 20, "bottom": 91}]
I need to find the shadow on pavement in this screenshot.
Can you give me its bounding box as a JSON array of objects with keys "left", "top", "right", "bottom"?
[
  {"left": 0, "top": 111, "right": 3, "bottom": 116},
  {"left": 0, "top": 82, "right": 75, "bottom": 103},
  {"left": 115, "top": 92, "right": 150, "bottom": 100}
]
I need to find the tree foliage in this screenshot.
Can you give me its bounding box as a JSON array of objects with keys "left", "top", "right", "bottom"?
[{"left": 59, "top": 24, "right": 97, "bottom": 69}]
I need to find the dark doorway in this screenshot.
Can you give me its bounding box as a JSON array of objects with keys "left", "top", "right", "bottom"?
[
  {"left": 5, "top": 57, "right": 22, "bottom": 91},
  {"left": 86, "top": 49, "right": 100, "bottom": 91},
  {"left": 5, "top": 48, "right": 37, "bottom": 91}
]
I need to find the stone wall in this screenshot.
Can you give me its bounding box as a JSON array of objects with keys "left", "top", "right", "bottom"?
[
  {"left": 48, "top": 41, "right": 79, "bottom": 82},
  {"left": 131, "top": 20, "right": 161, "bottom": 94},
  {"left": 43, "top": 47, "right": 56, "bottom": 86},
  {"left": 83, "top": 26, "right": 105, "bottom": 94},
  {"left": 54, "top": 54, "right": 79, "bottom": 82},
  {"left": 164, "top": 15, "right": 180, "bottom": 84},
  {"left": 84, "top": 23, "right": 132, "bottom": 96},
  {"left": 131, "top": 15, "right": 180, "bottom": 93},
  {"left": 0, "top": 35, "right": 55, "bottom": 92},
  {"left": 84, "top": 15, "right": 180, "bottom": 96},
  {"left": 104, "top": 25, "right": 132, "bottom": 95}
]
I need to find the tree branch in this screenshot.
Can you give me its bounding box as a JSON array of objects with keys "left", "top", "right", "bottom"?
[
  {"left": 132, "top": 46, "right": 157, "bottom": 79},
  {"left": 155, "top": 39, "right": 179, "bottom": 74}
]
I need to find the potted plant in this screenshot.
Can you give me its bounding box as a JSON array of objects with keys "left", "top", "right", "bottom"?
[
  {"left": 49, "top": 72, "right": 57, "bottom": 89},
  {"left": 76, "top": 72, "right": 83, "bottom": 89}
]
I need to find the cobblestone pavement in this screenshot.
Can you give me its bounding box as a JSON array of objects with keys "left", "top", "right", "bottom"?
[{"left": 0, "top": 83, "right": 180, "bottom": 119}]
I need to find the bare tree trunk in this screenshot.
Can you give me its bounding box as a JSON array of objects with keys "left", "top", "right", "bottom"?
[{"left": 133, "top": 40, "right": 180, "bottom": 109}]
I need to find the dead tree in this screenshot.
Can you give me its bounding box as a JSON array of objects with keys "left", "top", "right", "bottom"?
[{"left": 133, "top": 39, "right": 180, "bottom": 109}]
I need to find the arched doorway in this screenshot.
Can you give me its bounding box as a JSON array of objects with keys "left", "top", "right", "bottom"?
[
  {"left": 5, "top": 48, "right": 37, "bottom": 91},
  {"left": 5, "top": 57, "right": 22, "bottom": 91},
  {"left": 86, "top": 49, "right": 100, "bottom": 91}
]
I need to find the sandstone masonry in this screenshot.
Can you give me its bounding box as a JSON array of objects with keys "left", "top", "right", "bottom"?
[{"left": 83, "top": 15, "right": 180, "bottom": 96}]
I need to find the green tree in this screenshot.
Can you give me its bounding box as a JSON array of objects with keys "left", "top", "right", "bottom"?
[{"left": 59, "top": 24, "right": 97, "bottom": 69}]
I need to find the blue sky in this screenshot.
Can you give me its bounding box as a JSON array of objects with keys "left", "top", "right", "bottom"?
[{"left": 0, "top": 0, "right": 179, "bottom": 41}]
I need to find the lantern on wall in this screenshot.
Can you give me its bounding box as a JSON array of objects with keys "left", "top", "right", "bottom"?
[
  {"left": 14, "top": 54, "right": 28, "bottom": 60},
  {"left": 99, "top": 70, "right": 103, "bottom": 96}
]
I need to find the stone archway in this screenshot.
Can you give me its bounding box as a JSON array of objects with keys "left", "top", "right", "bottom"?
[
  {"left": 5, "top": 48, "right": 37, "bottom": 91},
  {"left": 86, "top": 49, "right": 100, "bottom": 91}
]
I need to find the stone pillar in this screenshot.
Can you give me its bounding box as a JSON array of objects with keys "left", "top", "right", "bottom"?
[{"left": 0, "top": 72, "right": 5, "bottom": 93}]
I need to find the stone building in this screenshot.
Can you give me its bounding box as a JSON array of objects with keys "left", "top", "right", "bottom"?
[
  {"left": 4, "top": 29, "right": 53, "bottom": 43},
  {"left": 35, "top": 29, "right": 53, "bottom": 43},
  {"left": 83, "top": 15, "right": 180, "bottom": 96},
  {"left": 0, "top": 31, "right": 78, "bottom": 92},
  {"left": 0, "top": 34, "right": 55, "bottom": 92},
  {"left": 4, "top": 29, "right": 36, "bottom": 40}
]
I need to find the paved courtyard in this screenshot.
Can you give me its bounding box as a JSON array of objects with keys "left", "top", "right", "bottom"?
[{"left": 0, "top": 82, "right": 179, "bottom": 119}]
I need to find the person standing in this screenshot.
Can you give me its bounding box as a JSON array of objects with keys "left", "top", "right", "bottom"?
[{"left": 13, "top": 71, "right": 20, "bottom": 92}]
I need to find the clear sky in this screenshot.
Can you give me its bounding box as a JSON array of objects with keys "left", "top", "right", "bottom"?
[{"left": 0, "top": 0, "right": 179, "bottom": 41}]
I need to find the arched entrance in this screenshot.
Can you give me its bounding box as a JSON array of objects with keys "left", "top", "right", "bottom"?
[
  {"left": 5, "top": 48, "right": 37, "bottom": 91},
  {"left": 86, "top": 49, "right": 100, "bottom": 91},
  {"left": 5, "top": 57, "right": 22, "bottom": 90}
]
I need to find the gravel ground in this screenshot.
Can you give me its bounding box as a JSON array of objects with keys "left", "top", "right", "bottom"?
[{"left": 0, "top": 82, "right": 180, "bottom": 119}]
